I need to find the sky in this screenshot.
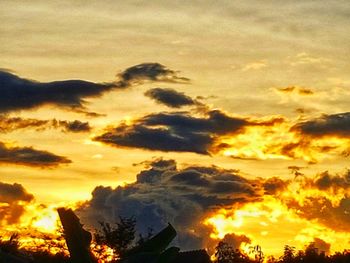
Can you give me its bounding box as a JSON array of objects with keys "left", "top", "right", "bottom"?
[{"left": 1, "top": 0, "right": 350, "bottom": 257}]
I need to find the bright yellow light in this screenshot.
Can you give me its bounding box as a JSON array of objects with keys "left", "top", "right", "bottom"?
[
  {"left": 204, "top": 194, "right": 350, "bottom": 257},
  {"left": 217, "top": 122, "right": 350, "bottom": 163},
  {"left": 32, "top": 209, "right": 59, "bottom": 233}
]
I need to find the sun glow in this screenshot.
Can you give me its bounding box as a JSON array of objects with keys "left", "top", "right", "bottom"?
[
  {"left": 0, "top": 203, "right": 117, "bottom": 262},
  {"left": 218, "top": 124, "right": 350, "bottom": 163},
  {"left": 205, "top": 192, "right": 350, "bottom": 257}
]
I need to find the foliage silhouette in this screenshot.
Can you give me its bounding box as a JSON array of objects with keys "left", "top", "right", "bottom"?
[
  {"left": 1, "top": 215, "right": 350, "bottom": 262},
  {"left": 95, "top": 216, "right": 137, "bottom": 257}
]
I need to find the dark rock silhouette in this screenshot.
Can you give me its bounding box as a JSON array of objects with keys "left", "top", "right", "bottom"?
[{"left": 57, "top": 207, "right": 96, "bottom": 263}]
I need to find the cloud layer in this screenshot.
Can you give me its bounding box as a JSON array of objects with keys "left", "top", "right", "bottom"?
[
  {"left": 0, "top": 142, "right": 71, "bottom": 167},
  {"left": 0, "top": 63, "right": 187, "bottom": 114},
  {"left": 94, "top": 110, "right": 249, "bottom": 154},
  {"left": 144, "top": 88, "right": 197, "bottom": 108},
  {"left": 0, "top": 116, "right": 91, "bottom": 133},
  {"left": 293, "top": 112, "right": 350, "bottom": 138}
]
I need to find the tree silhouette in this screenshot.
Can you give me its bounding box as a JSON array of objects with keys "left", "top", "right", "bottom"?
[
  {"left": 281, "top": 245, "right": 296, "bottom": 263},
  {"left": 95, "top": 216, "right": 137, "bottom": 257},
  {"left": 214, "top": 241, "right": 251, "bottom": 263}
]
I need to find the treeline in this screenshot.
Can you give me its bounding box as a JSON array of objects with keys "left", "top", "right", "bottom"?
[
  {"left": 1, "top": 214, "right": 350, "bottom": 263},
  {"left": 214, "top": 242, "right": 350, "bottom": 263}
]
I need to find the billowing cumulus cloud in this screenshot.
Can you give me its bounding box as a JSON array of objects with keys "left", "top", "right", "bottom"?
[
  {"left": 75, "top": 158, "right": 350, "bottom": 253},
  {"left": 0, "top": 182, "right": 34, "bottom": 224},
  {"left": 77, "top": 158, "right": 267, "bottom": 250},
  {"left": 94, "top": 110, "right": 249, "bottom": 154},
  {"left": 0, "top": 142, "right": 71, "bottom": 167},
  {"left": 0, "top": 116, "right": 91, "bottom": 133},
  {"left": 144, "top": 88, "right": 197, "bottom": 108},
  {"left": 0, "top": 63, "right": 187, "bottom": 114},
  {"left": 293, "top": 112, "right": 350, "bottom": 138}
]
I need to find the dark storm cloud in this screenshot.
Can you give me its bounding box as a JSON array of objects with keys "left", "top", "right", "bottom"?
[
  {"left": 0, "top": 63, "right": 187, "bottom": 114},
  {"left": 94, "top": 110, "right": 249, "bottom": 154},
  {"left": 144, "top": 88, "right": 197, "bottom": 108},
  {"left": 0, "top": 182, "right": 34, "bottom": 224},
  {"left": 293, "top": 112, "right": 350, "bottom": 137},
  {"left": 77, "top": 159, "right": 265, "bottom": 250},
  {"left": 0, "top": 142, "right": 71, "bottom": 167},
  {"left": 0, "top": 116, "right": 91, "bottom": 133}
]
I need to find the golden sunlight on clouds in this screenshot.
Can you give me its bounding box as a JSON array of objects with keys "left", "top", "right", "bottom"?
[
  {"left": 205, "top": 196, "right": 350, "bottom": 256},
  {"left": 1, "top": 0, "right": 350, "bottom": 260},
  {"left": 219, "top": 122, "right": 350, "bottom": 163}
]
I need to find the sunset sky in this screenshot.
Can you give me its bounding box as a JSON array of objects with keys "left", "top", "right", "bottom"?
[{"left": 1, "top": 0, "right": 350, "bottom": 257}]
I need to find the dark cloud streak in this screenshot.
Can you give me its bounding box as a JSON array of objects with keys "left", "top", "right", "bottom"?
[
  {"left": 0, "top": 63, "right": 187, "bottom": 114},
  {"left": 144, "top": 88, "right": 197, "bottom": 108},
  {"left": 293, "top": 112, "right": 350, "bottom": 138},
  {"left": 0, "top": 116, "right": 91, "bottom": 133},
  {"left": 0, "top": 142, "right": 71, "bottom": 167},
  {"left": 94, "top": 110, "right": 249, "bottom": 154}
]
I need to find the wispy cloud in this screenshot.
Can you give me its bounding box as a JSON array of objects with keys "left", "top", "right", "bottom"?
[
  {"left": 0, "top": 142, "right": 71, "bottom": 167},
  {"left": 0, "top": 116, "right": 91, "bottom": 133}
]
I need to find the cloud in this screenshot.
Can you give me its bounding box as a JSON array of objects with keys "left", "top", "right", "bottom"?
[
  {"left": 241, "top": 61, "right": 267, "bottom": 71},
  {"left": 0, "top": 182, "right": 34, "bottom": 224},
  {"left": 94, "top": 110, "right": 249, "bottom": 154},
  {"left": 0, "top": 182, "right": 34, "bottom": 204},
  {"left": 144, "top": 88, "right": 197, "bottom": 108},
  {"left": 293, "top": 112, "right": 350, "bottom": 138},
  {"left": 77, "top": 158, "right": 350, "bottom": 251},
  {"left": 0, "top": 70, "right": 114, "bottom": 113},
  {"left": 276, "top": 86, "right": 314, "bottom": 96},
  {"left": 0, "top": 116, "right": 91, "bottom": 133},
  {"left": 262, "top": 177, "right": 289, "bottom": 195},
  {"left": 0, "top": 63, "right": 187, "bottom": 114},
  {"left": 312, "top": 238, "right": 331, "bottom": 255},
  {"left": 77, "top": 158, "right": 265, "bottom": 250},
  {"left": 287, "top": 53, "right": 330, "bottom": 67},
  {"left": 116, "top": 63, "right": 189, "bottom": 87},
  {"left": 279, "top": 170, "right": 350, "bottom": 232},
  {"left": 313, "top": 171, "right": 350, "bottom": 191},
  {"left": 222, "top": 233, "right": 251, "bottom": 250},
  {"left": 55, "top": 119, "right": 91, "bottom": 133},
  {"left": 0, "top": 142, "right": 71, "bottom": 167}
]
